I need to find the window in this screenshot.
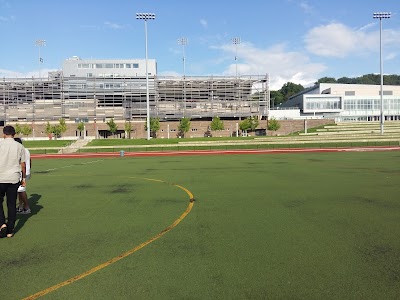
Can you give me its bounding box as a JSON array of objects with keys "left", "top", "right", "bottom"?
[
  {"left": 126, "top": 64, "right": 131, "bottom": 68},
  {"left": 78, "top": 64, "right": 90, "bottom": 69},
  {"left": 305, "top": 96, "right": 341, "bottom": 111},
  {"left": 132, "top": 63, "right": 139, "bottom": 68},
  {"left": 345, "top": 91, "right": 355, "bottom": 96}
]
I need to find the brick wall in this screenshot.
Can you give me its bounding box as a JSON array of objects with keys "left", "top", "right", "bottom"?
[{"left": 1, "top": 119, "right": 334, "bottom": 139}]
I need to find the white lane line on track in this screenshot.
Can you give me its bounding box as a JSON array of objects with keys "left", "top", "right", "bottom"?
[{"left": 44, "top": 160, "right": 103, "bottom": 172}]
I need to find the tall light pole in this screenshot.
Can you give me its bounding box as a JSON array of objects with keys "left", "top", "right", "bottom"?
[
  {"left": 35, "top": 39, "right": 46, "bottom": 78},
  {"left": 178, "top": 37, "right": 188, "bottom": 78},
  {"left": 232, "top": 37, "right": 241, "bottom": 79},
  {"left": 178, "top": 37, "right": 188, "bottom": 116},
  {"left": 373, "top": 12, "right": 391, "bottom": 135},
  {"left": 136, "top": 12, "right": 155, "bottom": 140},
  {"left": 232, "top": 37, "right": 241, "bottom": 120}
]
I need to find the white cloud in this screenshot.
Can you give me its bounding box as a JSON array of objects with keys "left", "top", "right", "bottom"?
[
  {"left": 358, "top": 22, "right": 375, "bottom": 32},
  {"left": 0, "top": 68, "right": 58, "bottom": 78},
  {"left": 0, "top": 0, "right": 11, "bottom": 9},
  {"left": 385, "top": 29, "right": 400, "bottom": 46},
  {"left": 299, "top": 1, "right": 315, "bottom": 15},
  {"left": 385, "top": 52, "right": 397, "bottom": 61},
  {"left": 200, "top": 19, "right": 208, "bottom": 29},
  {"left": 0, "top": 69, "right": 22, "bottom": 77},
  {"left": 104, "top": 21, "right": 124, "bottom": 29},
  {"left": 158, "top": 70, "right": 181, "bottom": 77},
  {"left": 0, "top": 15, "right": 14, "bottom": 22},
  {"left": 217, "top": 42, "right": 326, "bottom": 89},
  {"left": 80, "top": 24, "right": 100, "bottom": 30},
  {"left": 304, "top": 22, "right": 400, "bottom": 58},
  {"left": 305, "top": 23, "right": 364, "bottom": 57},
  {"left": 287, "top": 0, "right": 315, "bottom": 15}
]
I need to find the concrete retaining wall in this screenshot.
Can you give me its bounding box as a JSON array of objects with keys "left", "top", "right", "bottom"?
[{"left": 2, "top": 119, "right": 334, "bottom": 139}]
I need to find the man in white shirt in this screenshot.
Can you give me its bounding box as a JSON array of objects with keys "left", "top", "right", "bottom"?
[
  {"left": 0, "top": 126, "right": 26, "bottom": 238},
  {"left": 15, "top": 138, "right": 31, "bottom": 214}
]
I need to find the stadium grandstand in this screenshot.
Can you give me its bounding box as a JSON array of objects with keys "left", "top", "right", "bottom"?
[{"left": 0, "top": 57, "right": 270, "bottom": 125}]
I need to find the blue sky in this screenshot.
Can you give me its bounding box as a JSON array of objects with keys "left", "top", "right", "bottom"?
[{"left": 0, "top": 0, "right": 399, "bottom": 89}]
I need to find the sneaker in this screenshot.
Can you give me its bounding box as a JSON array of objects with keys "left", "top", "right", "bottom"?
[
  {"left": 16, "top": 207, "right": 24, "bottom": 214},
  {"left": 21, "top": 208, "right": 31, "bottom": 214},
  {"left": 0, "top": 226, "right": 6, "bottom": 238}
]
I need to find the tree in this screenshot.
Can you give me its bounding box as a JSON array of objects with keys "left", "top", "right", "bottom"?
[
  {"left": 14, "top": 123, "right": 22, "bottom": 135},
  {"left": 279, "top": 82, "right": 304, "bottom": 102},
  {"left": 247, "top": 116, "right": 259, "bottom": 131},
  {"left": 77, "top": 122, "right": 85, "bottom": 138},
  {"left": 270, "top": 90, "right": 285, "bottom": 107},
  {"left": 21, "top": 124, "right": 33, "bottom": 137},
  {"left": 210, "top": 116, "right": 224, "bottom": 131},
  {"left": 337, "top": 77, "right": 356, "bottom": 84},
  {"left": 59, "top": 118, "right": 67, "bottom": 135},
  {"left": 239, "top": 119, "right": 250, "bottom": 136},
  {"left": 178, "top": 117, "right": 191, "bottom": 138},
  {"left": 44, "top": 119, "right": 67, "bottom": 139},
  {"left": 45, "top": 122, "right": 53, "bottom": 138},
  {"left": 267, "top": 117, "right": 281, "bottom": 133},
  {"left": 317, "top": 77, "right": 337, "bottom": 84},
  {"left": 144, "top": 117, "right": 160, "bottom": 138},
  {"left": 239, "top": 116, "right": 259, "bottom": 135},
  {"left": 124, "top": 121, "right": 132, "bottom": 139},
  {"left": 315, "top": 74, "right": 400, "bottom": 85},
  {"left": 51, "top": 125, "right": 63, "bottom": 138},
  {"left": 106, "top": 118, "right": 118, "bottom": 137}
]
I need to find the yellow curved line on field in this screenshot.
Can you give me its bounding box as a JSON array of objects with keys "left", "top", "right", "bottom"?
[{"left": 23, "top": 178, "right": 195, "bottom": 300}]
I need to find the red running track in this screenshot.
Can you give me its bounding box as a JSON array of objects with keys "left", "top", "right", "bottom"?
[{"left": 32, "top": 146, "right": 400, "bottom": 159}]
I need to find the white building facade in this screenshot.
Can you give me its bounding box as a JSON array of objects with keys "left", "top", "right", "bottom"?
[
  {"left": 281, "top": 83, "right": 400, "bottom": 121},
  {"left": 62, "top": 57, "right": 157, "bottom": 78}
]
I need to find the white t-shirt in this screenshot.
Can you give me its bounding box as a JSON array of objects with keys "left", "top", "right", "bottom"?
[{"left": 25, "top": 148, "right": 31, "bottom": 176}]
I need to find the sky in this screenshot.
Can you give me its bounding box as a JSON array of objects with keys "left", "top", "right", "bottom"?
[{"left": 0, "top": 0, "right": 399, "bottom": 90}]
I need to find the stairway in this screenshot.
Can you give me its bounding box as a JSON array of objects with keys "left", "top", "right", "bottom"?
[{"left": 58, "top": 138, "right": 92, "bottom": 154}]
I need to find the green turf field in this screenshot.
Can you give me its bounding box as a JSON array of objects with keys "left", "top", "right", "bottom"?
[{"left": 1, "top": 151, "right": 400, "bottom": 299}]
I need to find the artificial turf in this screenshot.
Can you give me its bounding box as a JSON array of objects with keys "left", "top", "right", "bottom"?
[{"left": 1, "top": 151, "right": 400, "bottom": 299}]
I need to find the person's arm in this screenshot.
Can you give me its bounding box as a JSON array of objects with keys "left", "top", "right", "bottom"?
[{"left": 20, "top": 161, "right": 26, "bottom": 187}]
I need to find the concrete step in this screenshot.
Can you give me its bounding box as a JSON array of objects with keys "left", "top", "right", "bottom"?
[{"left": 58, "top": 138, "right": 92, "bottom": 154}]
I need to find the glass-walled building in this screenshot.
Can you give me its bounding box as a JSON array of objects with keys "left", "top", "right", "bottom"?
[{"left": 281, "top": 83, "right": 400, "bottom": 121}]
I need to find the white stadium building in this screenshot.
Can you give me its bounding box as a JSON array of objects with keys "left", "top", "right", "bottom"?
[{"left": 1, "top": 57, "right": 400, "bottom": 129}]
